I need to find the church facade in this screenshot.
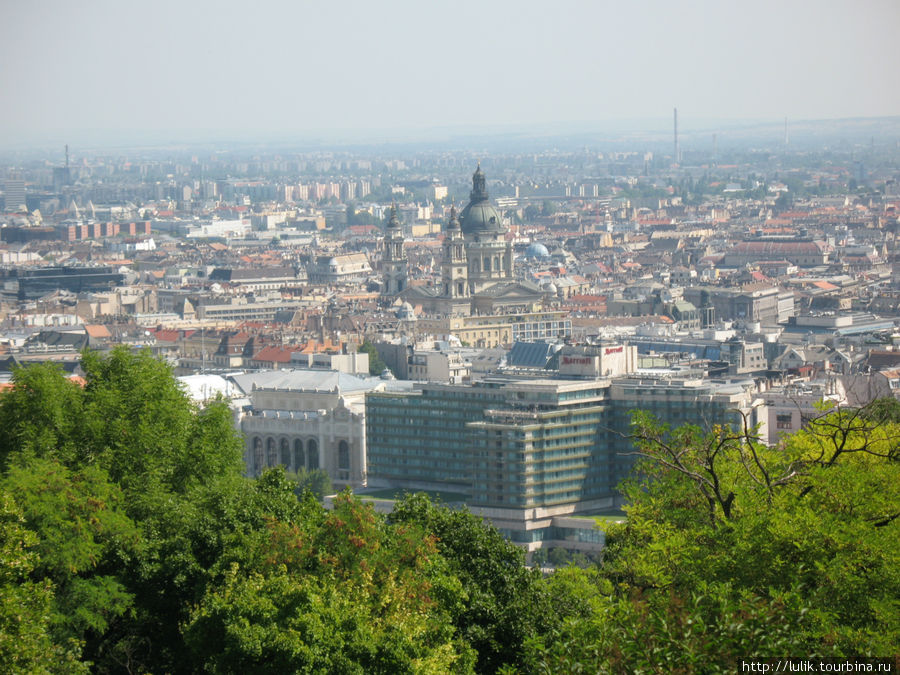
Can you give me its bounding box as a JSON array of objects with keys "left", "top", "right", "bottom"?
[{"left": 382, "top": 165, "right": 543, "bottom": 316}]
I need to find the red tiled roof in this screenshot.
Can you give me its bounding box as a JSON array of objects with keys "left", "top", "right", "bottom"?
[
  {"left": 297, "top": 338, "right": 341, "bottom": 354},
  {"left": 251, "top": 345, "right": 298, "bottom": 363},
  {"left": 84, "top": 324, "right": 112, "bottom": 339}
]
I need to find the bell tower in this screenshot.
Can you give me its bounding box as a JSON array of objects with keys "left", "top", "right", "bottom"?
[
  {"left": 441, "top": 206, "right": 468, "bottom": 298},
  {"left": 381, "top": 203, "right": 408, "bottom": 296}
]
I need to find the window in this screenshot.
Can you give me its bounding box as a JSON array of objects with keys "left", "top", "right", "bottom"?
[
  {"left": 307, "top": 439, "right": 319, "bottom": 469},
  {"left": 293, "top": 439, "right": 304, "bottom": 471},
  {"left": 252, "top": 437, "right": 264, "bottom": 474},
  {"left": 266, "top": 438, "right": 277, "bottom": 467},
  {"left": 776, "top": 413, "right": 793, "bottom": 430},
  {"left": 338, "top": 440, "right": 350, "bottom": 471},
  {"left": 280, "top": 438, "right": 290, "bottom": 467}
]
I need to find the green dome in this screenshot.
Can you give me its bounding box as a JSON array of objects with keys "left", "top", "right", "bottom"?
[{"left": 460, "top": 164, "right": 504, "bottom": 235}]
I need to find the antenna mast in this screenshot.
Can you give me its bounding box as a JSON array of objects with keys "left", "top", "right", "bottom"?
[{"left": 673, "top": 107, "right": 679, "bottom": 165}]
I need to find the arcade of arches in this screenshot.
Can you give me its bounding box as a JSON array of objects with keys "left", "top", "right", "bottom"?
[
  {"left": 250, "top": 436, "right": 321, "bottom": 475},
  {"left": 248, "top": 435, "right": 355, "bottom": 484}
]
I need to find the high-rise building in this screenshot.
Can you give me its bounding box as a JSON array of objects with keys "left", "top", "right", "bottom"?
[
  {"left": 366, "top": 374, "right": 759, "bottom": 550},
  {"left": 4, "top": 179, "right": 26, "bottom": 212}
]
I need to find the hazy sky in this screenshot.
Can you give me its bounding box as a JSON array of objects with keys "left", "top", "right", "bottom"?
[{"left": 2, "top": 0, "right": 899, "bottom": 147}]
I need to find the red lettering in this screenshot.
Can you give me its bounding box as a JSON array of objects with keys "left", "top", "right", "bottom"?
[{"left": 562, "top": 356, "right": 591, "bottom": 365}]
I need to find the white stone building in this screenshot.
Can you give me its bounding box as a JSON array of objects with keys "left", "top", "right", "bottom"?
[{"left": 232, "top": 370, "right": 391, "bottom": 488}]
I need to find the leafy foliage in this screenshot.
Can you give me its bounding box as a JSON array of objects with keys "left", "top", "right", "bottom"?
[
  {"left": 358, "top": 340, "right": 387, "bottom": 376},
  {"left": 1, "top": 458, "right": 140, "bottom": 645},
  {"left": 1, "top": 351, "right": 896, "bottom": 673},
  {"left": 548, "top": 405, "right": 900, "bottom": 668},
  {"left": 389, "top": 493, "right": 556, "bottom": 674},
  {"left": 0, "top": 493, "right": 87, "bottom": 674},
  {"left": 0, "top": 362, "right": 84, "bottom": 469},
  {"left": 0, "top": 349, "right": 248, "bottom": 671},
  {"left": 286, "top": 467, "right": 333, "bottom": 500},
  {"left": 185, "top": 490, "right": 475, "bottom": 673}
]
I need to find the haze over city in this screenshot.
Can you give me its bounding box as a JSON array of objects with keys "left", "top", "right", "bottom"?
[
  {"left": 2, "top": 0, "right": 899, "bottom": 149},
  {"left": 2, "top": 2, "right": 900, "bottom": 672}
]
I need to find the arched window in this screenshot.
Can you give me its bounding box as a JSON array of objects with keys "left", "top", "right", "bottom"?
[
  {"left": 338, "top": 440, "right": 350, "bottom": 471},
  {"left": 252, "top": 437, "right": 264, "bottom": 474},
  {"left": 266, "top": 437, "right": 277, "bottom": 467},
  {"left": 484, "top": 256, "right": 491, "bottom": 271},
  {"left": 307, "top": 439, "right": 319, "bottom": 469},
  {"left": 293, "top": 439, "right": 304, "bottom": 472},
  {"left": 494, "top": 256, "right": 500, "bottom": 273},
  {"left": 280, "top": 438, "right": 290, "bottom": 467}
]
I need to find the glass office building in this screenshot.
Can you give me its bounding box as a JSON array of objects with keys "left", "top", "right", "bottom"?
[
  {"left": 366, "top": 374, "right": 758, "bottom": 553},
  {"left": 367, "top": 378, "right": 613, "bottom": 509}
]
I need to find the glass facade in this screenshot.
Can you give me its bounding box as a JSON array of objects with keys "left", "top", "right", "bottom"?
[
  {"left": 468, "top": 399, "right": 611, "bottom": 508},
  {"left": 367, "top": 377, "right": 752, "bottom": 512},
  {"left": 367, "top": 380, "right": 613, "bottom": 508},
  {"left": 365, "top": 384, "right": 505, "bottom": 486}
]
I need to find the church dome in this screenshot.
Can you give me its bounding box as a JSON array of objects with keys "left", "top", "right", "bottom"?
[
  {"left": 460, "top": 164, "right": 504, "bottom": 235},
  {"left": 525, "top": 242, "right": 550, "bottom": 259}
]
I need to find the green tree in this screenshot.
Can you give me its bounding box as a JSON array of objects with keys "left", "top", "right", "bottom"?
[
  {"left": 389, "top": 493, "right": 554, "bottom": 674},
  {"left": 547, "top": 547, "right": 570, "bottom": 568},
  {"left": 0, "top": 362, "right": 84, "bottom": 470},
  {"left": 359, "top": 340, "right": 387, "bottom": 376},
  {"left": 602, "top": 406, "right": 900, "bottom": 661},
  {"left": 523, "top": 575, "right": 811, "bottom": 675},
  {"left": 286, "top": 467, "right": 333, "bottom": 500},
  {"left": 0, "top": 492, "right": 88, "bottom": 674},
  {"left": 1, "top": 458, "right": 140, "bottom": 650},
  {"left": 78, "top": 347, "right": 244, "bottom": 499},
  {"left": 0, "top": 349, "right": 248, "bottom": 672},
  {"left": 524, "top": 404, "right": 899, "bottom": 672},
  {"left": 185, "top": 490, "right": 475, "bottom": 673}
]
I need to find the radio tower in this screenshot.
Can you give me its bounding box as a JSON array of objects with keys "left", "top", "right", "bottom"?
[{"left": 673, "top": 108, "right": 679, "bottom": 166}]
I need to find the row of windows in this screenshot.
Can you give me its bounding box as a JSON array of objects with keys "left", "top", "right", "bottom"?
[
  {"left": 250, "top": 436, "right": 319, "bottom": 474},
  {"left": 248, "top": 437, "right": 351, "bottom": 474}
]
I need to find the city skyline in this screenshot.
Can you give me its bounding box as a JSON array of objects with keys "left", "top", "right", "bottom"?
[{"left": 2, "top": 0, "right": 899, "bottom": 149}]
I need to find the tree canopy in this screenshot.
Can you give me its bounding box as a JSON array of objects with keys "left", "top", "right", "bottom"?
[
  {"left": 522, "top": 405, "right": 900, "bottom": 672},
  {"left": 358, "top": 340, "right": 388, "bottom": 376},
  {"left": 0, "top": 350, "right": 896, "bottom": 673}
]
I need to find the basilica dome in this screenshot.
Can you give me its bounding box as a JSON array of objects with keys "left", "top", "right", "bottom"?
[{"left": 459, "top": 164, "right": 504, "bottom": 235}]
